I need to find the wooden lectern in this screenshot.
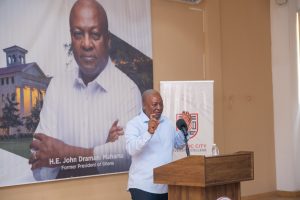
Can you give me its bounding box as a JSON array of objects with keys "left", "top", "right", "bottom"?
[{"left": 153, "top": 151, "right": 254, "bottom": 200}]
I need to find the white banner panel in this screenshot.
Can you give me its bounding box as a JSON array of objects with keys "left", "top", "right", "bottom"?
[
  {"left": 0, "top": 0, "right": 152, "bottom": 187},
  {"left": 160, "top": 81, "right": 214, "bottom": 160}
]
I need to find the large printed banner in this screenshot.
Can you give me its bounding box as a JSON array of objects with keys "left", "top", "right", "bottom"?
[
  {"left": 160, "top": 81, "right": 214, "bottom": 160},
  {"left": 0, "top": 0, "right": 152, "bottom": 187}
]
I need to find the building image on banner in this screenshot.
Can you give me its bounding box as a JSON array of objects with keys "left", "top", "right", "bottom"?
[
  {"left": 0, "top": 46, "right": 50, "bottom": 137},
  {"left": 160, "top": 81, "right": 214, "bottom": 160},
  {"left": 0, "top": 0, "right": 152, "bottom": 187}
]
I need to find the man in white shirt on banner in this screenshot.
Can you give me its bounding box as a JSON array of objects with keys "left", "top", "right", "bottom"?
[
  {"left": 29, "top": 0, "right": 141, "bottom": 180},
  {"left": 125, "top": 89, "right": 191, "bottom": 200}
]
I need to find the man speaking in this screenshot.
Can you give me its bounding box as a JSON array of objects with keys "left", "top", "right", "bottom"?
[{"left": 125, "top": 89, "right": 191, "bottom": 200}]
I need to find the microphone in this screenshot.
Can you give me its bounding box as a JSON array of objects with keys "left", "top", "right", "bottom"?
[
  {"left": 176, "top": 119, "right": 188, "bottom": 137},
  {"left": 176, "top": 119, "right": 190, "bottom": 156}
]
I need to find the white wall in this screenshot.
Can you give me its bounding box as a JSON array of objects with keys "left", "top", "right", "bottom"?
[{"left": 271, "top": 0, "right": 300, "bottom": 191}]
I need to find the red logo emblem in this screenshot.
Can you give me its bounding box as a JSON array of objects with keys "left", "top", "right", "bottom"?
[{"left": 176, "top": 113, "right": 199, "bottom": 139}]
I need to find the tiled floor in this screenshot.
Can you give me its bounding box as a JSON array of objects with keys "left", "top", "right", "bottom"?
[
  {"left": 254, "top": 198, "right": 300, "bottom": 200},
  {"left": 242, "top": 195, "right": 300, "bottom": 200}
]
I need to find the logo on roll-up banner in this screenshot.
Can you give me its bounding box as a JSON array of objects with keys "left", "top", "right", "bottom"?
[{"left": 176, "top": 113, "right": 198, "bottom": 139}]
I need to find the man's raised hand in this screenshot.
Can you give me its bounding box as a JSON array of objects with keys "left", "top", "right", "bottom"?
[
  {"left": 148, "top": 114, "right": 159, "bottom": 134},
  {"left": 181, "top": 111, "right": 192, "bottom": 130}
]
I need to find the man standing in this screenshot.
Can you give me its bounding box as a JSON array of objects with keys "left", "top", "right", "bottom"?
[
  {"left": 125, "top": 89, "right": 191, "bottom": 200},
  {"left": 29, "top": 0, "right": 141, "bottom": 180}
]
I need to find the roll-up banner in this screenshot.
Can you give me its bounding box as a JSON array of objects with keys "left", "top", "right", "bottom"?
[{"left": 160, "top": 81, "right": 214, "bottom": 160}]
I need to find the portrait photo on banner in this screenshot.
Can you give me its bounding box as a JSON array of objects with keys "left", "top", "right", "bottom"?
[{"left": 0, "top": 0, "right": 152, "bottom": 187}]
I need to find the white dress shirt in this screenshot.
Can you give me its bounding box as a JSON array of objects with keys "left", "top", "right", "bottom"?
[
  {"left": 33, "top": 59, "right": 142, "bottom": 180},
  {"left": 125, "top": 111, "right": 186, "bottom": 194}
]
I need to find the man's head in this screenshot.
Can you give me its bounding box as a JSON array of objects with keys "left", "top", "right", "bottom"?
[
  {"left": 70, "top": 0, "right": 110, "bottom": 84},
  {"left": 142, "top": 89, "right": 164, "bottom": 120}
]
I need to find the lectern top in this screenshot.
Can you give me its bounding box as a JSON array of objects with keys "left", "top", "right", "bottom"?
[{"left": 153, "top": 151, "right": 254, "bottom": 187}]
